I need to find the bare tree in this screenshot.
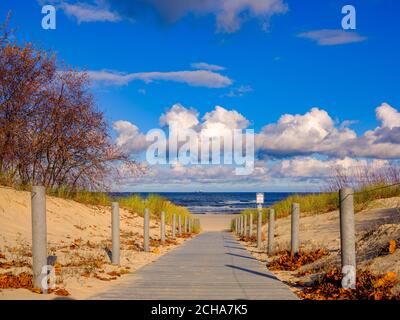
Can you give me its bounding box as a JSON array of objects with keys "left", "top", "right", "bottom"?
[{"left": 0, "top": 15, "right": 140, "bottom": 191}]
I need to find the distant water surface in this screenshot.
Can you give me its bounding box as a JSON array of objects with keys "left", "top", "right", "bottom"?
[{"left": 112, "top": 192, "right": 309, "bottom": 214}]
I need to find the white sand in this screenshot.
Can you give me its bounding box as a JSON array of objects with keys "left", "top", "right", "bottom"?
[
  {"left": 194, "top": 214, "right": 235, "bottom": 231},
  {"left": 0, "top": 186, "right": 189, "bottom": 300}
]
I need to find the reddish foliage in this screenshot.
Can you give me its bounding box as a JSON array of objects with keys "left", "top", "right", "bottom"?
[
  {"left": 299, "top": 269, "right": 400, "bottom": 300},
  {"left": 54, "top": 288, "right": 70, "bottom": 297},
  {"left": 267, "top": 249, "right": 329, "bottom": 271},
  {"left": 0, "top": 272, "right": 32, "bottom": 289},
  {"left": 0, "top": 260, "right": 31, "bottom": 269}
]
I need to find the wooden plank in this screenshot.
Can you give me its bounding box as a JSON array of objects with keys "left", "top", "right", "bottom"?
[{"left": 90, "top": 231, "right": 298, "bottom": 300}]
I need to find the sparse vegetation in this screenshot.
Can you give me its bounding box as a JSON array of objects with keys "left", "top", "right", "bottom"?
[
  {"left": 237, "top": 164, "right": 400, "bottom": 223},
  {"left": 299, "top": 268, "right": 399, "bottom": 300},
  {"left": 267, "top": 249, "right": 329, "bottom": 271}
]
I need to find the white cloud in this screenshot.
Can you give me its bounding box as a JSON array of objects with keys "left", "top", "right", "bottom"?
[
  {"left": 160, "top": 104, "right": 200, "bottom": 129},
  {"left": 376, "top": 102, "right": 400, "bottom": 129},
  {"left": 202, "top": 105, "right": 250, "bottom": 136},
  {"left": 256, "top": 107, "right": 356, "bottom": 157},
  {"left": 191, "top": 62, "right": 225, "bottom": 71},
  {"left": 60, "top": 2, "right": 122, "bottom": 23},
  {"left": 87, "top": 69, "right": 233, "bottom": 88},
  {"left": 113, "top": 103, "right": 400, "bottom": 189},
  {"left": 112, "top": 120, "right": 149, "bottom": 153},
  {"left": 298, "top": 29, "right": 367, "bottom": 46},
  {"left": 272, "top": 157, "right": 386, "bottom": 179}
]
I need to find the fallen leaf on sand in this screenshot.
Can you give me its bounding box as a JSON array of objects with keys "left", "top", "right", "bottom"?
[
  {"left": 151, "top": 248, "right": 161, "bottom": 254},
  {"left": 31, "top": 287, "right": 42, "bottom": 294},
  {"left": 384, "top": 271, "right": 397, "bottom": 282},
  {"left": 54, "top": 288, "right": 70, "bottom": 296},
  {"left": 0, "top": 253, "right": 5, "bottom": 259},
  {"left": 389, "top": 240, "right": 397, "bottom": 254}
]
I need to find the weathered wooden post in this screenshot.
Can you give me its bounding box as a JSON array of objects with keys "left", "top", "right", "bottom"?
[
  {"left": 291, "top": 203, "right": 300, "bottom": 255},
  {"left": 235, "top": 217, "right": 238, "bottom": 234},
  {"left": 184, "top": 216, "right": 188, "bottom": 234},
  {"left": 268, "top": 208, "right": 275, "bottom": 255},
  {"left": 178, "top": 215, "right": 182, "bottom": 237},
  {"left": 240, "top": 215, "right": 243, "bottom": 236},
  {"left": 340, "top": 188, "right": 356, "bottom": 289},
  {"left": 31, "top": 186, "right": 48, "bottom": 292},
  {"left": 111, "top": 202, "right": 120, "bottom": 265},
  {"left": 172, "top": 214, "right": 176, "bottom": 239},
  {"left": 144, "top": 208, "right": 150, "bottom": 252},
  {"left": 249, "top": 213, "right": 253, "bottom": 238},
  {"left": 243, "top": 214, "right": 247, "bottom": 237},
  {"left": 160, "top": 211, "right": 166, "bottom": 245},
  {"left": 256, "top": 193, "right": 264, "bottom": 249},
  {"left": 189, "top": 217, "right": 192, "bottom": 233}
]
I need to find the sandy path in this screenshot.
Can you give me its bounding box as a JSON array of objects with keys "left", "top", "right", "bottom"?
[{"left": 194, "top": 214, "right": 235, "bottom": 232}]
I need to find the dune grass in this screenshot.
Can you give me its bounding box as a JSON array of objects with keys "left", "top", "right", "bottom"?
[
  {"left": 234, "top": 183, "right": 400, "bottom": 230},
  {"left": 119, "top": 193, "right": 192, "bottom": 223},
  {"left": 48, "top": 187, "right": 193, "bottom": 224}
]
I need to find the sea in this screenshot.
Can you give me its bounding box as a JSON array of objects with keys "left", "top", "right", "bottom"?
[{"left": 113, "top": 192, "right": 305, "bottom": 214}]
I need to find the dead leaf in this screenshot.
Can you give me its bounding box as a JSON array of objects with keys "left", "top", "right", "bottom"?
[
  {"left": 389, "top": 240, "right": 397, "bottom": 254},
  {"left": 31, "top": 287, "right": 42, "bottom": 294},
  {"left": 54, "top": 288, "right": 70, "bottom": 296},
  {"left": 151, "top": 248, "right": 161, "bottom": 254}
]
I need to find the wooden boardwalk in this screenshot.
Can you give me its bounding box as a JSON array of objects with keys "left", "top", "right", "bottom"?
[{"left": 90, "top": 232, "right": 298, "bottom": 300}]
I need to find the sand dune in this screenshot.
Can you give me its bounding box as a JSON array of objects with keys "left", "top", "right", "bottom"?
[{"left": 0, "top": 187, "right": 188, "bottom": 299}]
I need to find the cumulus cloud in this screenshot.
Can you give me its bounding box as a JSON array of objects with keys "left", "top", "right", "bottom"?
[
  {"left": 256, "top": 103, "right": 400, "bottom": 160},
  {"left": 202, "top": 105, "right": 250, "bottom": 136},
  {"left": 298, "top": 29, "right": 367, "bottom": 46},
  {"left": 87, "top": 69, "right": 233, "bottom": 88},
  {"left": 112, "top": 120, "right": 149, "bottom": 153},
  {"left": 60, "top": 2, "right": 122, "bottom": 23},
  {"left": 114, "top": 102, "right": 400, "bottom": 187},
  {"left": 256, "top": 107, "right": 356, "bottom": 157},
  {"left": 104, "top": 0, "right": 288, "bottom": 32},
  {"left": 159, "top": 104, "right": 200, "bottom": 129},
  {"left": 271, "top": 157, "right": 388, "bottom": 179},
  {"left": 376, "top": 102, "right": 400, "bottom": 129},
  {"left": 343, "top": 103, "right": 400, "bottom": 158}
]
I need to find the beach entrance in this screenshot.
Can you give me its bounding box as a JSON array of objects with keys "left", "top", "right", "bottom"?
[{"left": 90, "top": 228, "right": 297, "bottom": 300}]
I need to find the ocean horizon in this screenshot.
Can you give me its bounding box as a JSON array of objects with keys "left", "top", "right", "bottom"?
[{"left": 111, "top": 192, "right": 312, "bottom": 214}]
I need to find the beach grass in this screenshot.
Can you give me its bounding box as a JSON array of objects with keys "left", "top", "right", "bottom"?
[
  {"left": 235, "top": 183, "right": 400, "bottom": 227},
  {"left": 48, "top": 187, "right": 193, "bottom": 222}
]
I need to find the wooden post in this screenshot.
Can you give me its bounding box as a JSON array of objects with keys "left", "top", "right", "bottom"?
[
  {"left": 160, "top": 211, "right": 166, "bottom": 245},
  {"left": 267, "top": 208, "right": 275, "bottom": 255},
  {"left": 184, "top": 216, "right": 188, "bottom": 234},
  {"left": 144, "top": 208, "right": 150, "bottom": 252},
  {"left": 31, "top": 186, "right": 48, "bottom": 292},
  {"left": 291, "top": 203, "right": 300, "bottom": 255},
  {"left": 111, "top": 202, "right": 120, "bottom": 265},
  {"left": 340, "top": 188, "right": 356, "bottom": 289},
  {"left": 244, "top": 214, "right": 247, "bottom": 237},
  {"left": 172, "top": 214, "right": 176, "bottom": 239},
  {"left": 178, "top": 215, "right": 182, "bottom": 237},
  {"left": 257, "top": 207, "right": 262, "bottom": 249},
  {"left": 249, "top": 214, "right": 253, "bottom": 238}
]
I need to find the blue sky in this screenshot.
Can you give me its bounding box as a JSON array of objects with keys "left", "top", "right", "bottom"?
[{"left": 2, "top": 0, "right": 400, "bottom": 192}]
